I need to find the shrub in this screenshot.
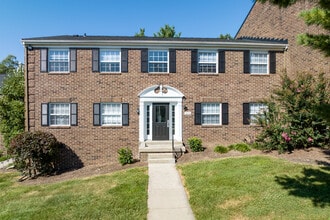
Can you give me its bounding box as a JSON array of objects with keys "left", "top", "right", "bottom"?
[
  {"left": 228, "top": 143, "right": 251, "bottom": 153},
  {"left": 9, "top": 131, "right": 60, "bottom": 177},
  {"left": 214, "top": 145, "right": 229, "bottom": 154},
  {"left": 118, "top": 147, "right": 133, "bottom": 165},
  {"left": 255, "top": 72, "right": 330, "bottom": 152},
  {"left": 187, "top": 137, "right": 203, "bottom": 152}
]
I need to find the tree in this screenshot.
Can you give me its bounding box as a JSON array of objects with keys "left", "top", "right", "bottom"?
[
  {"left": 254, "top": 72, "right": 329, "bottom": 152},
  {"left": 0, "top": 55, "right": 25, "bottom": 149},
  {"left": 219, "top": 34, "right": 233, "bottom": 39},
  {"left": 134, "top": 28, "right": 146, "bottom": 37},
  {"left": 153, "top": 24, "right": 181, "bottom": 38},
  {"left": 257, "top": 0, "right": 330, "bottom": 56}
]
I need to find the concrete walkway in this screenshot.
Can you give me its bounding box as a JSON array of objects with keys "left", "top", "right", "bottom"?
[{"left": 147, "top": 156, "right": 195, "bottom": 220}]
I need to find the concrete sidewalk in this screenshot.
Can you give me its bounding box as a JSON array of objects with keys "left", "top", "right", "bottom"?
[{"left": 147, "top": 160, "right": 195, "bottom": 220}]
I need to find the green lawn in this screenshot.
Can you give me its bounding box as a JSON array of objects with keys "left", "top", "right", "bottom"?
[
  {"left": 0, "top": 167, "right": 148, "bottom": 220},
  {"left": 178, "top": 156, "right": 330, "bottom": 220}
]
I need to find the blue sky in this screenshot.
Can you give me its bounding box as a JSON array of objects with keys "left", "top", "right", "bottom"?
[{"left": 0, "top": 0, "right": 254, "bottom": 63}]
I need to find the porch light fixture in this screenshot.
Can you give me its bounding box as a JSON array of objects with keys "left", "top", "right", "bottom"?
[
  {"left": 184, "top": 105, "right": 188, "bottom": 111},
  {"left": 136, "top": 108, "right": 140, "bottom": 115}
]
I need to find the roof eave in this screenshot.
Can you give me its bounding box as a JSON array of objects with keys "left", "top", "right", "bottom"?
[{"left": 21, "top": 39, "right": 288, "bottom": 51}]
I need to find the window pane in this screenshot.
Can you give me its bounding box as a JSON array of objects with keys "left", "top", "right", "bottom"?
[
  {"left": 201, "top": 103, "right": 220, "bottom": 125},
  {"left": 101, "top": 103, "right": 122, "bottom": 125},
  {"left": 49, "top": 50, "right": 69, "bottom": 72},
  {"left": 250, "top": 52, "right": 268, "bottom": 74},
  {"left": 250, "top": 103, "right": 268, "bottom": 123},
  {"left": 148, "top": 50, "right": 168, "bottom": 73},
  {"left": 49, "top": 103, "right": 70, "bottom": 126},
  {"left": 198, "top": 51, "right": 217, "bottom": 73},
  {"left": 100, "top": 50, "right": 121, "bottom": 72}
]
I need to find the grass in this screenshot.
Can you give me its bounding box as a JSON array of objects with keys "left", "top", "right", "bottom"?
[
  {"left": 178, "top": 156, "right": 330, "bottom": 220},
  {"left": 0, "top": 167, "right": 148, "bottom": 220}
]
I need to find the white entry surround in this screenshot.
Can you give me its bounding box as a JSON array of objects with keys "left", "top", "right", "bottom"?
[{"left": 138, "top": 85, "right": 184, "bottom": 142}]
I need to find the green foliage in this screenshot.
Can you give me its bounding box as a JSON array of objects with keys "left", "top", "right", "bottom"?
[
  {"left": 214, "top": 145, "right": 229, "bottom": 154},
  {"left": 255, "top": 72, "right": 330, "bottom": 152},
  {"left": 219, "top": 33, "right": 233, "bottom": 39},
  {"left": 0, "top": 55, "right": 24, "bottom": 149},
  {"left": 117, "top": 147, "right": 133, "bottom": 165},
  {"left": 228, "top": 143, "right": 251, "bottom": 152},
  {"left": 134, "top": 28, "right": 146, "bottom": 37},
  {"left": 153, "top": 24, "right": 181, "bottom": 38},
  {"left": 9, "top": 131, "right": 60, "bottom": 176},
  {"left": 257, "top": 0, "right": 330, "bottom": 56},
  {"left": 187, "top": 137, "right": 203, "bottom": 152}
]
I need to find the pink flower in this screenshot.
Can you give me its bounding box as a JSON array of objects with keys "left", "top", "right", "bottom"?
[
  {"left": 307, "top": 137, "right": 313, "bottom": 143},
  {"left": 296, "top": 88, "right": 301, "bottom": 93},
  {"left": 291, "top": 131, "right": 297, "bottom": 135},
  {"left": 281, "top": 132, "right": 291, "bottom": 143}
]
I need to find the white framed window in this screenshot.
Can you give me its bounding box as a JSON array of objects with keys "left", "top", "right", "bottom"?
[
  {"left": 250, "top": 103, "right": 268, "bottom": 123},
  {"left": 148, "top": 50, "right": 168, "bottom": 73},
  {"left": 250, "top": 51, "right": 269, "bottom": 74},
  {"left": 198, "top": 51, "right": 217, "bottom": 73},
  {"left": 101, "top": 103, "right": 122, "bottom": 125},
  {"left": 49, "top": 103, "right": 70, "bottom": 126},
  {"left": 100, "top": 49, "right": 121, "bottom": 72},
  {"left": 201, "top": 103, "right": 221, "bottom": 125},
  {"left": 48, "top": 49, "right": 69, "bottom": 72}
]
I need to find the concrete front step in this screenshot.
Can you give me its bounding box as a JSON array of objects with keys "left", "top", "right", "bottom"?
[
  {"left": 148, "top": 153, "right": 176, "bottom": 164},
  {"left": 139, "top": 141, "right": 184, "bottom": 153}
]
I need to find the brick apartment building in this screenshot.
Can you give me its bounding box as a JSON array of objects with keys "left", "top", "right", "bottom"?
[{"left": 21, "top": 1, "right": 328, "bottom": 166}]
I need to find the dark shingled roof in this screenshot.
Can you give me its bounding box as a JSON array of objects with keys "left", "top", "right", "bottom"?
[{"left": 22, "top": 35, "right": 288, "bottom": 44}]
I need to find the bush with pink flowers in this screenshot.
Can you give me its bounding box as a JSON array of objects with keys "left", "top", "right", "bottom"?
[{"left": 254, "top": 72, "right": 329, "bottom": 153}]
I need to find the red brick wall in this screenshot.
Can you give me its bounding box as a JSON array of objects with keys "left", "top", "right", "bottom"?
[
  {"left": 236, "top": 1, "right": 329, "bottom": 76},
  {"left": 25, "top": 48, "right": 285, "bottom": 166}
]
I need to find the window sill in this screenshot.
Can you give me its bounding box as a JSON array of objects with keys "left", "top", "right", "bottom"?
[
  {"left": 147, "top": 72, "right": 170, "bottom": 75},
  {"left": 101, "top": 125, "right": 123, "bottom": 129},
  {"left": 47, "top": 72, "right": 70, "bottom": 75},
  {"left": 201, "top": 125, "right": 223, "bottom": 128},
  {"left": 198, "top": 73, "right": 219, "bottom": 76},
  {"left": 250, "top": 73, "right": 270, "bottom": 76},
  {"left": 99, "top": 72, "right": 122, "bottom": 75},
  {"left": 49, "top": 126, "right": 71, "bottom": 129}
]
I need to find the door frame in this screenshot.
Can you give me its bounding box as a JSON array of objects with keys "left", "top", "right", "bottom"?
[{"left": 138, "top": 85, "right": 184, "bottom": 142}]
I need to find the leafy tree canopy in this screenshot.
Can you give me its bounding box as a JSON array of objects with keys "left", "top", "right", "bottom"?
[
  {"left": 257, "top": 0, "right": 330, "bottom": 56},
  {"left": 0, "top": 55, "right": 24, "bottom": 149},
  {"left": 153, "top": 24, "right": 181, "bottom": 38},
  {"left": 134, "top": 28, "right": 146, "bottom": 37},
  {"left": 219, "top": 34, "right": 233, "bottom": 39}
]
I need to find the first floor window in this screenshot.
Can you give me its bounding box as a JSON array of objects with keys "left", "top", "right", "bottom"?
[
  {"left": 100, "top": 49, "right": 121, "bottom": 72},
  {"left": 101, "top": 103, "right": 122, "bottom": 125},
  {"left": 201, "top": 103, "right": 221, "bottom": 125},
  {"left": 93, "top": 102, "right": 129, "bottom": 126},
  {"left": 48, "top": 49, "right": 69, "bottom": 72},
  {"left": 42, "top": 102, "right": 77, "bottom": 126},
  {"left": 148, "top": 50, "right": 168, "bottom": 73},
  {"left": 198, "top": 51, "right": 217, "bottom": 73},
  {"left": 243, "top": 103, "right": 268, "bottom": 125},
  {"left": 250, "top": 51, "right": 268, "bottom": 74}
]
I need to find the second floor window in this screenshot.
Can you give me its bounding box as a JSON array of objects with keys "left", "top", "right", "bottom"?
[
  {"left": 198, "top": 51, "right": 217, "bottom": 73},
  {"left": 100, "top": 50, "right": 121, "bottom": 72},
  {"left": 49, "top": 49, "right": 69, "bottom": 72},
  {"left": 250, "top": 51, "right": 268, "bottom": 74},
  {"left": 148, "top": 50, "right": 168, "bottom": 73}
]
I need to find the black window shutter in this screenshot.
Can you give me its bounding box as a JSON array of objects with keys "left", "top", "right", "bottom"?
[
  {"left": 243, "top": 103, "right": 250, "bottom": 125},
  {"left": 40, "top": 48, "right": 48, "bottom": 72},
  {"left": 195, "top": 103, "right": 202, "bottom": 125},
  {"left": 191, "top": 49, "right": 198, "bottom": 73},
  {"left": 121, "top": 48, "right": 128, "bottom": 73},
  {"left": 169, "top": 49, "right": 176, "bottom": 73},
  {"left": 92, "top": 49, "right": 99, "bottom": 72},
  {"left": 93, "top": 103, "right": 101, "bottom": 126},
  {"left": 222, "top": 103, "right": 229, "bottom": 125},
  {"left": 71, "top": 103, "right": 78, "bottom": 126},
  {"left": 269, "top": 51, "right": 276, "bottom": 74},
  {"left": 70, "top": 49, "right": 77, "bottom": 72},
  {"left": 243, "top": 50, "right": 250, "bottom": 74},
  {"left": 141, "top": 49, "right": 148, "bottom": 73},
  {"left": 122, "top": 103, "right": 129, "bottom": 126},
  {"left": 41, "top": 103, "right": 49, "bottom": 126},
  {"left": 218, "top": 50, "right": 226, "bottom": 73}
]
